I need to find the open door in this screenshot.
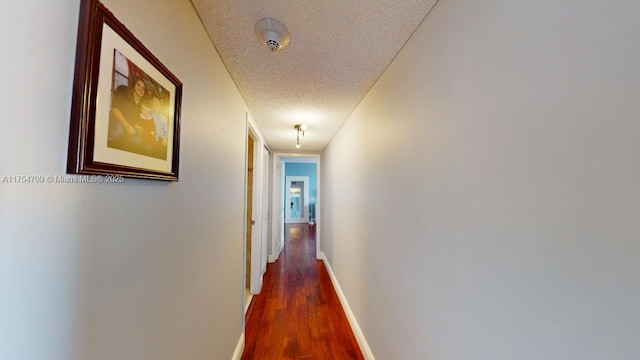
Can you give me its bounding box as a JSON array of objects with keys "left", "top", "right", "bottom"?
[
  {"left": 260, "top": 146, "right": 269, "bottom": 275},
  {"left": 269, "top": 157, "right": 285, "bottom": 263}
]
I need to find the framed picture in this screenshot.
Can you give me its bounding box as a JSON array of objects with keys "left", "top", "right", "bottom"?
[{"left": 67, "top": 0, "right": 182, "bottom": 181}]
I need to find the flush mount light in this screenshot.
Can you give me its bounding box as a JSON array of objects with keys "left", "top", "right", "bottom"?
[{"left": 255, "top": 18, "right": 290, "bottom": 52}]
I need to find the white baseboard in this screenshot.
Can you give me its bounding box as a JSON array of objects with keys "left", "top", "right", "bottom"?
[
  {"left": 231, "top": 333, "right": 244, "bottom": 360},
  {"left": 320, "top": 252, "right": 375, "bottom": 360},
  {"left": 244, "top": 294, "right": 253, "bottom": 314}
]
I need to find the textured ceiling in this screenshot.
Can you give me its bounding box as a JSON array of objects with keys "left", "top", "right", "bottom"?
[{"left": 191, "top": 0, "right": 438, "bottom": 151}]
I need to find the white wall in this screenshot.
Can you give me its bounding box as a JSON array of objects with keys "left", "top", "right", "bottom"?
[
  {"left": 0, "top": 1, "right": 247, "bottom": 359},
  {"left": 322, "top": 0, "right": 640, "bottom": 359}
]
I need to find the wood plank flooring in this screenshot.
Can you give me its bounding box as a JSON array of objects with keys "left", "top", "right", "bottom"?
[{"left": 242, "top": 224, "right": 364, "bottom": 359}]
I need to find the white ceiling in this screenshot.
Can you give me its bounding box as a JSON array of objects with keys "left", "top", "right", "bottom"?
[{"left": 190, "top": 0, "right": 438, "bottom": 151}]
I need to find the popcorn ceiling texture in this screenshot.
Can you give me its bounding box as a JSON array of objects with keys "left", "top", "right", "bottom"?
[{"left": 191, "top": 0, "right": 438, "bottom": 151}]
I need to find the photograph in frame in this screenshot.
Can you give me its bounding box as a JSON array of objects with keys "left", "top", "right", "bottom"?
[{"left": 67, "top": 0, "right": 182, "bottom": 181}]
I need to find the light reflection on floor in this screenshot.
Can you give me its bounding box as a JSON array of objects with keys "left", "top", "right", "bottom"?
[{"left": 289, "top": 227, "right": 302, "bottom": 241}]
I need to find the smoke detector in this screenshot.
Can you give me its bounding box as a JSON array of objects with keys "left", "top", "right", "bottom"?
[{"left": 255, "top": 18, "right": 290, "bottom": 52}]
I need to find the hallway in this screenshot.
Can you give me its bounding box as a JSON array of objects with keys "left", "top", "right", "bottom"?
[{"left": 242, "top": 224, "right": 364, "bottom": 359}]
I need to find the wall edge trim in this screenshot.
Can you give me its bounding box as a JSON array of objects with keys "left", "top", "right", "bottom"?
[
  {"left": 320, "top": 252, "right": 375, "bottom": 360},
  {"left": 231, "top": 332, "right": 244, "bottom": 360}
]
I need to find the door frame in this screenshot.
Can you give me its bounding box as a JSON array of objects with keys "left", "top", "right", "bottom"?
[
  {"left": 244, "top": 116, "right": 270, "bottom": 298},
  {"left": 270, "top": 153, "right": 321, "bottom": 262}
]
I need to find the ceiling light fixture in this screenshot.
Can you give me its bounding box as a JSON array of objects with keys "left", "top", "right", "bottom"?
[
  {"left": 255, "top": 18, "right": 290, "bottom": 52},
  {"left": 295, "top": 124, "right": 307, "bottom": 149}
]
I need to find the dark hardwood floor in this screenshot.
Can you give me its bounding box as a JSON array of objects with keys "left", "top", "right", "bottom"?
[{"left": 242, "top": 223, "right": 364, "bottom": 359}]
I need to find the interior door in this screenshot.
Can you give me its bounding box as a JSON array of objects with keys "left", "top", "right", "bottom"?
[{"left": 260, "top": 146, "right": 269, "bottom": 273}]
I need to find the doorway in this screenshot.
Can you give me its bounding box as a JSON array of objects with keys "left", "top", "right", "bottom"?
[
  {"left": 244, "top": 134, "right": 254, "bottom": 308},
  {"left": 271, "top": 154, "right": 321, "bottom": 262},
  {"left": 244, "top": 121, "right": 270, "bottom": 312}
]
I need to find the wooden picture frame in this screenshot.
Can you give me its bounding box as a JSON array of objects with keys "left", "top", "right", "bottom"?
[{"left": 67, "top": 0, "right": 182, "bottom": 181}]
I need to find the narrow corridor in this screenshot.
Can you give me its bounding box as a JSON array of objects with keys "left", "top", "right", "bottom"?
[{"left": 242, "top": 224, "right": 364, "bottom": 359}]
